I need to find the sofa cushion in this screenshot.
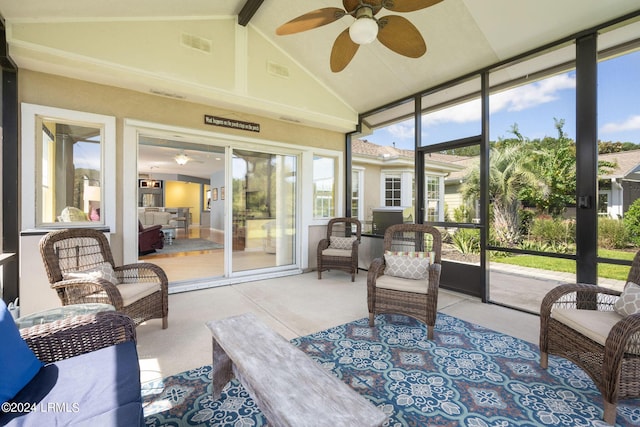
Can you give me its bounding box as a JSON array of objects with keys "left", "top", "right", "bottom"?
[
  {"left": 551, "top": 308, "right": 632, "bottom": 349},
  {"left": 116, "top": 282, "right": 161, "bottom": 306},
  {"left": 322, "top": 248, "right": 353, "bottom": 257},
  {"left": 375, "top": 274, "right": 429, "bottom": 294},
  {"left": 0, "top": 300, "right": 43, "bottom": 405},
  {"left": 0, "top": 341, "right": 143, "bottom": 426},
  {"left": 139, "top": 211, "right": 173, "bottom": 227}
]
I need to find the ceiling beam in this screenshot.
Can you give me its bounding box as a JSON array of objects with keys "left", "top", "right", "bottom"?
[{"left": 238, "top": 0, "right": 264, "bottom": 26}]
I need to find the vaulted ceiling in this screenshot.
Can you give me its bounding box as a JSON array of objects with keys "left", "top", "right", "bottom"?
[{"left": 1, "top": 0, "right": 639, "bottom": 133}]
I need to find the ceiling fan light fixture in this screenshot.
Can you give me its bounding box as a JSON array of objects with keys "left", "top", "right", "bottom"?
[
  {"left": 349, "top": 7, "right": 378, "bottom": 45},
  {"left": 174, "top": 153, "right": 190, "bottom": 165}
]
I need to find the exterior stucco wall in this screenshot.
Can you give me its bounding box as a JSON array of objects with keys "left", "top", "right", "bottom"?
[{"left": 18, "top": 70, "right": 345, "bottom": 264}]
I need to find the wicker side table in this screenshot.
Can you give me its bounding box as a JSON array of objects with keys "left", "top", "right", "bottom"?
[{"left": 14, "top": 303, "right": 115, "bottom": 329}]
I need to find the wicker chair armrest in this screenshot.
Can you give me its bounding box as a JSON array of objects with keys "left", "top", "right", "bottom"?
[
  {"left": 116, "top": 262, "right": 169, "bottom": 286},
  {"left": 20, "top": 311, "right": 136, "bottom": 364},
  {"left": 427, "top": 263, "right": 442, "bottom": 291},
  {"left": 367, "top": 257, "right": 385, "bottom": 295},
  {"left": 540, "top": 283, "right": 621, "bottom": 318},
  {"left": 317, "top": 238, "right": 329, "bottom": 252},
  {"left": 603, "top": 313, "right": 640, "bottom": 392},
  {"left": 51, "top": 278, "right": 123, "bottom": 309}
]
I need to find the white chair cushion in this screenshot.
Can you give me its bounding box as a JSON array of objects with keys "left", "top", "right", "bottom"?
[
  {"left": 322, "top": 248, "right": 352, "bottom": 257},
  {"left": 384, "top": 253, "right": 429, "bottom": 280},
  {"left": 116, "top": 282, "right": 160, "bottom": 306},
  {"left": 329, "top": 236, "right": 357, "bottom": 250},
  {"left": 551, "top": 308, "right": 622, "bottom": 347},
  {"left": 614, "top": 281, "right": 640, "bottom": 316},
  {"left": 375, "top": 274, "right": 428, "bottom": 294},
  {"left": 63, "top": 262, "right": 119, "bottom": 285}
]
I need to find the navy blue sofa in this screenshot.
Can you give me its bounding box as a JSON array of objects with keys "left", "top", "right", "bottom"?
[{"left": 0, "top": 310, "right": 144, "bottom": 426}]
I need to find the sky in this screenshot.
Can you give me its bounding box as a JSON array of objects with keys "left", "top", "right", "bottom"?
[{"left": 365, "top": 50, "right": 640, "bottom": 151}]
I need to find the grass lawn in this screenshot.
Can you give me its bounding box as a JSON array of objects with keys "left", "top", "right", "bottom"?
[{"left": 490, "top": 249, "right": 635, "bottom": 281}]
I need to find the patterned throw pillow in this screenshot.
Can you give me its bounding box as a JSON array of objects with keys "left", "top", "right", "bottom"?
[
  {"left": 614, "top": 281, "right": 640, "bottom": 317},
  {"left": 384, "top": 250, "right": 433, "bottom": 265},
  {"left": 329, "top": 236, "right": 357, "bottom": 250},
  {"left": 384, "top": 253, "right": 430, "bottom": 280},
  {"left": 63, "top": 262, "right": 119, "bottom": 285}
]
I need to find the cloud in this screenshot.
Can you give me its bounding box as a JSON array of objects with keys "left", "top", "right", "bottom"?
[
  {"left": 600, "top": 115, "right": 640, "bottom": 133},
  {"left": 419, "top": 73, "right": 576, "bottom": 126},
  {"left": 373, "top": 73, "right": 577, "bottom": 146},
  {"left": 491, "top": 73, "right": 576, "bottom": 112},
  {"left": 386, "top": 122, "right": 415, "bottom": 140}
]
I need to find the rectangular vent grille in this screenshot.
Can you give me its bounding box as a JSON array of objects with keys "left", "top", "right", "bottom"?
[
  {"left": 267, "top": 61, "right": 290, "bottom": 78},
  {"left": 149, "top": 89, "right": 186, "bottom": 99},
  {"left": 181, "top": 33, "right": 212, "bottom": 54}
]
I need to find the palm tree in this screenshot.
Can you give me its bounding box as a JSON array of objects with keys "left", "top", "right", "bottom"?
[{"left": 462, "top": 143, "right": 541, "bottom": 246}]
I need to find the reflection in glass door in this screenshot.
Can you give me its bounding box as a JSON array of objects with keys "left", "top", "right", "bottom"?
[{"left": 232, "top": 149, "right": 297, "bottom": 273}]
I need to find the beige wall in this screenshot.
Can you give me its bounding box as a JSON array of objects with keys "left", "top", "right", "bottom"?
[
  {"left": 19, "top": 70, "right": 344, "bottom": 261},
  {"left": 165, "top": 181, "right": 201, "bottom": 225}
]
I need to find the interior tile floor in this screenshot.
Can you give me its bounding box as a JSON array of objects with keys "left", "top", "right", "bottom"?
[{"left": 136, "top": 269, "right": 540, "bottom": 384}]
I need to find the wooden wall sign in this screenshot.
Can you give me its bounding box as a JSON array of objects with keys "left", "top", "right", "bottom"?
[{"left": 204, "top": 115, "right": 260, "bottom": 132}]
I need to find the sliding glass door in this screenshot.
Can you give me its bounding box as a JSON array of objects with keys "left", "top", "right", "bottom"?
[{"left": 231, "top": 149, "right": 297, "bottom": 273}]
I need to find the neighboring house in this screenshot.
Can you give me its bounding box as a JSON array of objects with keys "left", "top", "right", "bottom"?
[
  {"left": 598, "top": 149, "right": 640, "bottom": 218},
  {"left": 351, "top": 139, "right": 469, "bottom": 228}
]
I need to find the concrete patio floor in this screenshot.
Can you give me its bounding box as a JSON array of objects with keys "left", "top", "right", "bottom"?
[{"left": 136, "top": 269, "right": 541, "bottom": 383}]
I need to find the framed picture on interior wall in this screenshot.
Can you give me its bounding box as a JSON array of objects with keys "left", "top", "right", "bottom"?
[
  {"left": 221, "top": 186, "right": 225, "bottom": 200},
  {"left": 212, "top": 187, "right": 218, "bottom": 201}
]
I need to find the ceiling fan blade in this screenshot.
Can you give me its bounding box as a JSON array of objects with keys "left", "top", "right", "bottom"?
[
  {"left": 276, "top": 8, "right": 346, "bottom": 35},
  {"left": 377, "top": 15, "right": 426, "bottom": 58},
  {"left": 330, "top": 29, "right": 360, "bottom": 73},
  {"left": 383, "top": 0, "right": 443, "bottom": 13}
]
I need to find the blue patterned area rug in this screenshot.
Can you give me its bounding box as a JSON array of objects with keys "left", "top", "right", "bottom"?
[{"left": 142, "top": 314, "right": 640, "bottom": 426}]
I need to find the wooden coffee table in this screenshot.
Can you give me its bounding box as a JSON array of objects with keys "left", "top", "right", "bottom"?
[{"left": 206, "top": 313, "right": 387, "bottom": 427}]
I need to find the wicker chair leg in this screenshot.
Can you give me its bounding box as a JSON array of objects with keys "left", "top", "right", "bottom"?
[
  {"left": 351, "top": 272, "right": 355, "bottom": 282},
  {"left": 369, "top": 313, "right": 375, "bottom": 327},
  {"left": 162, "top": 316, "right": 168, "bottom": 329},
  {"left": 540, "top": 352, "right": 548, "bottom": 369},
  {"left": 603, "top": 402, "right": 617, "bottom": 425},
  {"left": 427, "top": 325, "right": 434, "bottom": 340},
  {"left": 318, "top": 269, "right": 322, "bottom": 279}
]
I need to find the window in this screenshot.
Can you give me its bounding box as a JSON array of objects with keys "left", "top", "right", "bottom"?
[
  {"left": 313, "top": 155, "right": 335, "bottom": 218},
  {"left": 384, "top": 176, "right": 401, "bottom": 206},
  {"left": 22, "top": 104, "right": 116, "bottom": 231},
  {"left": 425, "top": 175, "right": 441, "bottom": 222},
  {"left": 351, "top": 169, "right": 363, "bottom": 221}
]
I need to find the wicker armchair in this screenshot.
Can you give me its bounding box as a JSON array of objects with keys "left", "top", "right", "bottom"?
[
  {"left": 40, "top": 228, "right": 168, "bottom": 329},
  {"left": 367, "top": 223, "right": 442, "bottom": 339},
  {"left": 317, "top": 217, "right": 362, "bottom": 282},
  {"left": 1, "top": 312, "right": 143, "bottom": 426},
  {"left": 539, "top": 250, "right": 640, "bottom": 425},
  {"left": 20, "top": 311, "right": 136, "bottom": 363}
]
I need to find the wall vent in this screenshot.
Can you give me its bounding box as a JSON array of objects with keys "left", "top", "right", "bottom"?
[
  {"left": 149, "top": 89, "right": 186, "bottom": 99},
  {"left": 279, "top": 116, "right": 301, "bottom": 123},
  {"left": 267, "top": 61, "right": 290, "bottom": 78},
  {"left": 181, "top": 33, "right": 212, "bottom": 54}
]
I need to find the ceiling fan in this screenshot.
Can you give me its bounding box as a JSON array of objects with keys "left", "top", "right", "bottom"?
[{"left": 276, "top": 0, "right": 443, "bottom": 72}]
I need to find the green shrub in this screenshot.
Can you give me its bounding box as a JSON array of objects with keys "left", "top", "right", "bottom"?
[
  {"left": 453, "top": 205, "right": 472, "bottom": 223},
  {"left": 451, "top": 228, "right": 480, "bottom": 254},
  {"left": 624, "top": 198, "right": 640, "bottom": 246},
  {"left": 519, "top": 208, "right": 535, "bottom": 236},
  {"left": 528, "top": 216, "right": 575, "bottom": 246},
  {"left": 598, "top": 217, "right": 629, "bottom": 249}
]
